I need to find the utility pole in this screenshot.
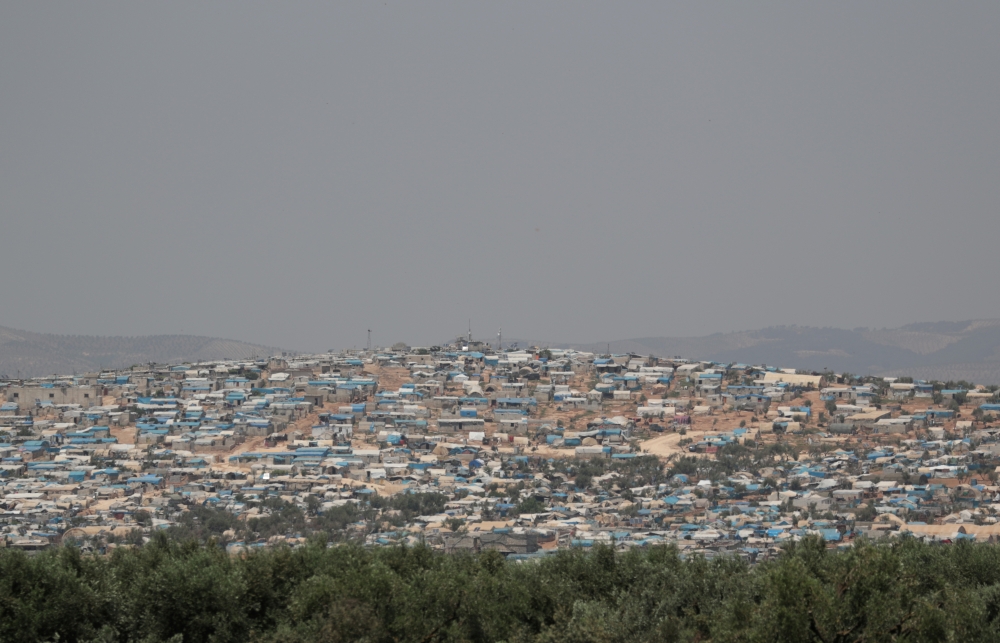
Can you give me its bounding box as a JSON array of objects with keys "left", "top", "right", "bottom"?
[
  {"left": 497, "top": 328, "right": 502, "bottom": 351},
  {"left": 367, "top": 329, "right": 371, "bottom": 352},
  {"left": 468, "top": 319, "right": 472, "bottom": 344}
]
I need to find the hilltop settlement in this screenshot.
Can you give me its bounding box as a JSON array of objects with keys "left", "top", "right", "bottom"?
[{"left": 3, "top": 336, "right": 1000, "bottom": 561}]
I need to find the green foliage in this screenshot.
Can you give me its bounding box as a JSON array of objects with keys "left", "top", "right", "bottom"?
[
  {"left": 159, "top": 498, "right": 376, "bottom": 545},
  {"left": 163, "top": 504, "right": 244, "bottom": 543},
  {"left": 6, "top": 539, "right": 1000, "bottom": 642},
  {"left": 856, "top": 501, "right": 878, "bottom": 521},
  {"left": 515, "top": 496, "right": 547, "bottom": 515},
  {"left": 370, "top": 492, "right": 448, "bottom": 522},
  {"left": 668, "top": 443, "right": 792, "bottom": 482}
]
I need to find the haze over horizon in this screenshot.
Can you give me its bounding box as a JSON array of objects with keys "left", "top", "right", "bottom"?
[
  {"left": 3, "top": 3, "right": 1000, "bottom": 352},
  {"left": 10, "top": 319, "right": 1000, "bottom": 384}
]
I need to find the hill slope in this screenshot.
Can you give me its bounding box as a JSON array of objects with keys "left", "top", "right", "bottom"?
[
  {"left": 546, "top": 320, "right": 1000, "bottom": 384},
  {"left": 0, "top": 326, "right": 284, "bottom": 377}
]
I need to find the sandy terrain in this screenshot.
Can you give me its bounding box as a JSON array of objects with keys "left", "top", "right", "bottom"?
[
  {"left": 639, "top": 432, "right": 692, "bottom": 458},
  {"left": 363, "top": 365, "right": 411, "bottom": 392}
]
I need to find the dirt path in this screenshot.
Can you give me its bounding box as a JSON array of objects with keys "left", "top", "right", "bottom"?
[
  {"left": 227, "top": 408, "right": 325, "bottom": 460},
  {"left": 364, "top": 365, "right": 410, "bottom": 391},
  {"left": 639, "top": 432, "right": 689, "bottom": 458}
]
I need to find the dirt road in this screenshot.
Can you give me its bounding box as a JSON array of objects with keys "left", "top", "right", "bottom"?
[{"left": 639, "top": 432, "right": 690, "bottom": 458}]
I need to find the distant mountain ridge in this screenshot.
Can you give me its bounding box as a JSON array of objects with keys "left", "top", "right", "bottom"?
[
  {"left": 536, "top": 320, "right": 1000, "bottom": 384},
  {"left": 0, "top": 326, "right": 284, "bottom": 378},
  {"left": 9, "top": 320, "right": 1000, "bottom": 383}
]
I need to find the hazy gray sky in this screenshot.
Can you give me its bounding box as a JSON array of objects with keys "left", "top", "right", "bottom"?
[{"left": 2, "top": 3, "right": 1000, "bottom": 351}]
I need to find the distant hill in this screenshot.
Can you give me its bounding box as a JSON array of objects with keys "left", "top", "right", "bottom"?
[
  {"left": 11, "top": 319, "right": 1000, "bottom": 383},
  {"left": 537, "top": 320, "right": 1000, "bottom": 384},
  {"left": 0, "top": 326, "right": 284, "bottom": 378}
]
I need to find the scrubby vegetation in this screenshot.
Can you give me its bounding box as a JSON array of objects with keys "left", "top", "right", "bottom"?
[
  {"left": 151, "top": 493, "right": 452, "bottom": 546},
  {"left": 5, "top": 537, "right": 1000, "bottom": 642}
]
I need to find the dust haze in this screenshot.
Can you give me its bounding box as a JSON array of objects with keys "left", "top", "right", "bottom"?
[{"left": 2, "top": 3, "right": 999, "bottom": 349}]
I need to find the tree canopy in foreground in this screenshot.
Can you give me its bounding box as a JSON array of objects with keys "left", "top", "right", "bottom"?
[{"left": 2, "top": 536, "right": 1000, "bottom": 642}]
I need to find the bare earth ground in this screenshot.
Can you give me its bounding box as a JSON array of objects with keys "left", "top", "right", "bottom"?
[{"left": 165, "top": 369, "right": 971, "bottom": 492}]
